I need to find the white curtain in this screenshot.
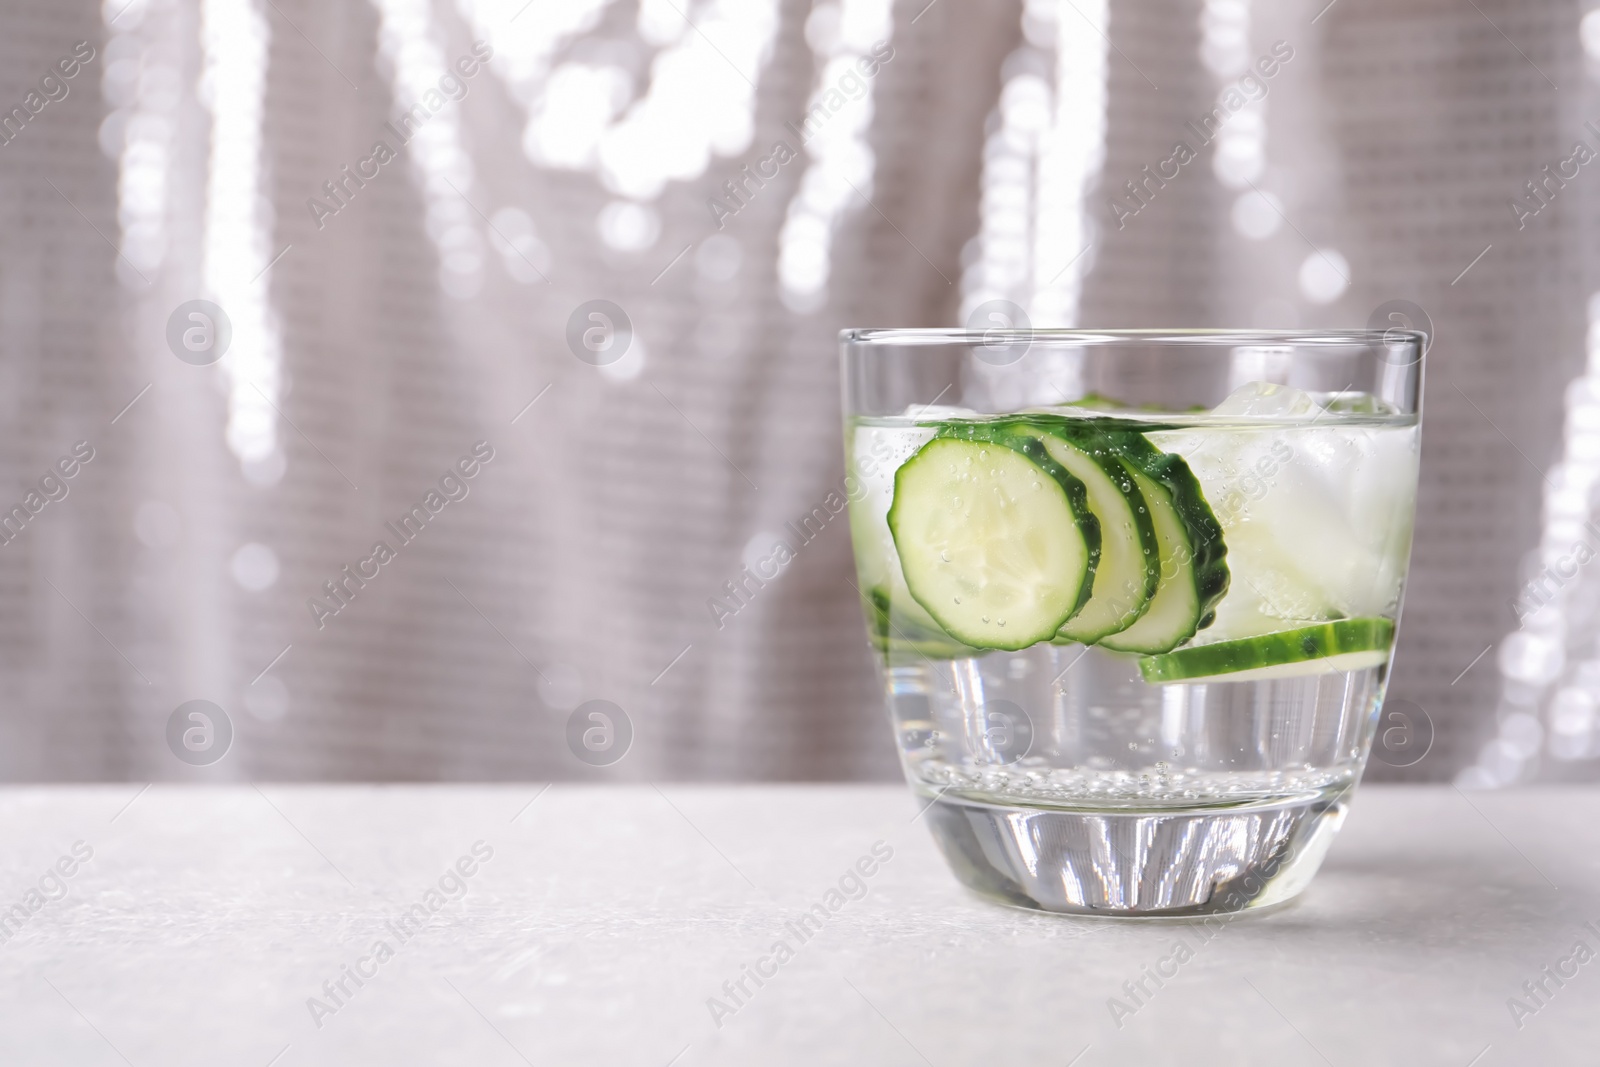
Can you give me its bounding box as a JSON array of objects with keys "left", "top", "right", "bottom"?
[{"left": 0, "top": 0, "right": 1590, "bottom": 784}]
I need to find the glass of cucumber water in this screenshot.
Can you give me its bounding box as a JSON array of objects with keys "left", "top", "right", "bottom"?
[{"left": 842, "top": 328, "right": 1424, "bottom": 916}]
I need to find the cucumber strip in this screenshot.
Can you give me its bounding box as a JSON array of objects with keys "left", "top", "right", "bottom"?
[
  {"left": 1011, "top": 423, "right": 1160, "bottom": 643},
  {"left": 1095, "top": 436, "right": 1230, "bottom": 654},
  {"left": 889, "top": 434, "right": 1099, "bottom": 651},
  {"left": 1138, "top": 618, "right": 1394, "bottom": 683}
]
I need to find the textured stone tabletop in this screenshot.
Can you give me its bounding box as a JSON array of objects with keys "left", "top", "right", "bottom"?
[{"left": 0, "top": 784, "right": 1597, "bottom": 1066}]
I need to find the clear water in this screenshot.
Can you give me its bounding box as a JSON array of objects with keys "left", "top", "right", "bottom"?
[
  {"left": 886, "top": 643, "right": 1383, "bottom": 809},
  {"left": 847, "top": 396, "right": 1420, "bottom": 813}
]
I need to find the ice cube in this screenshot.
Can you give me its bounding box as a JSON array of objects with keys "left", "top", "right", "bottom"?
[
  {"left": 1151, "top": 383, "right": 1329, "bottom": 488},
  {"left": 1320, "top": 392, "right": 1399, "bottom": 415},
  {"left": 1201, "top": 576, "right": 1326, "bottom": 643},
  {"left": 904, "top": 404, "right": 978, "bottom": 421},
  {"left": 1211, "top": 381, "right": 1325, "bottom": 420},
  {"left": 1154, "top": 417, "right": 1418, "bottom": 634},
  {"left": 850, "top": 421, "right": 936, "bottom": 589},
  {"left": 1212, "top": 425, "right": 1416, "bottom": 620}
]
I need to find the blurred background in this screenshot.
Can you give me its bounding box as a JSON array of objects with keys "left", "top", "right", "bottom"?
[{"left": 0, "top": 0, "right": 1595, "bottom": 785}]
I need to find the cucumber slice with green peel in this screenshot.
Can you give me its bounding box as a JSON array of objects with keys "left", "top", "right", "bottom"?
[
  {"left": 1009, "top": 424, "right": 1160, "bottom": 643},
  {"left": 1138, "top": 618, "right": 1395, "bottom": 683},
  {"left": 889, "top": 433, "right": 1100, "bottom": 651},
  {"left": 1095, "top": 436, "right": 1230, "bottom": 654}
]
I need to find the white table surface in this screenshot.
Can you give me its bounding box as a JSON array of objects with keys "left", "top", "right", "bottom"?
[{"left": 0, "top": 784, "right": 1596, "bottom": 1066}]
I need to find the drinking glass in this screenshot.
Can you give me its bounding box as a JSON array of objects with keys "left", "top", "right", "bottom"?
[{"left": 841, "top": 329, "right": 1423, "bottom": 916}]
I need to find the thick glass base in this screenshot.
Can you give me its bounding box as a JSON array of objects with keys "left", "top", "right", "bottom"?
[{"left": 921, "top": 786, "right": 1350, "bottom": 917}]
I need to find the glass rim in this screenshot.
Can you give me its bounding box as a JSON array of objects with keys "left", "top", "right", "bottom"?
[{"left": 840, "top": 327, "right": 1427, "bottom": 350}]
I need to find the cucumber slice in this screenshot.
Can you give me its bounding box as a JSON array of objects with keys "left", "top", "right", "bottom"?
[
  {"left": 889, "top": 433, "right": 1099, "bottom": 651},
  {"left": 1095, "top": 436, "right": 1230, "bottom": 654},
  {"left": 1138, "top": 618, "right": 1395, "bottom": 683},
  {"left": 1012, "top": 423, "right": 1160, "bottom": 643}
]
